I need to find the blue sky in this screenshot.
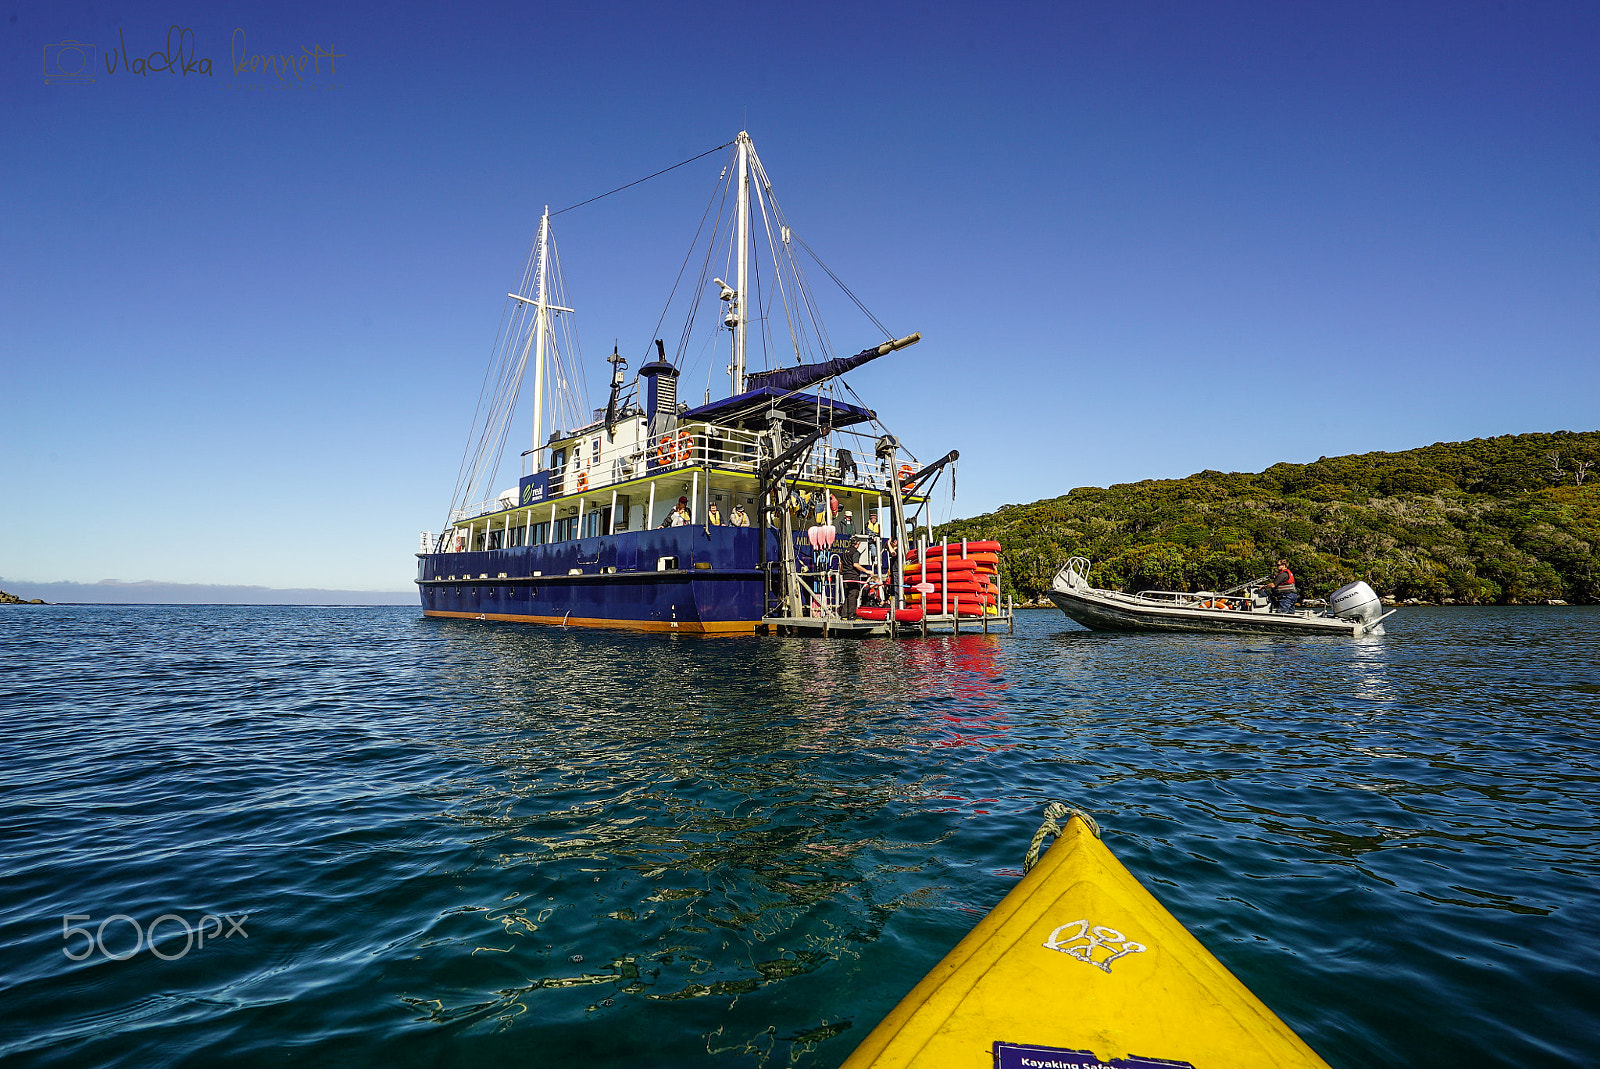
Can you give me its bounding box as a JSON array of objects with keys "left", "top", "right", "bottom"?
[{"left": 3, "top": 1, "right": 1596, "bottom": 594}]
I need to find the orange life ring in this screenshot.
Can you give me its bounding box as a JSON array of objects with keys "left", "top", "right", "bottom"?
[
  {"left": 677, "top": 430, "right": 694, "bottom": 461},
  {"left": 656, "top": 436, "right": 676, "bottom": 465},
  {"left": 897, "top": 464, "right": 915, "bottom": 493},
  {"left": 575, "top": 471, "right": 590, "bottom": 492}
]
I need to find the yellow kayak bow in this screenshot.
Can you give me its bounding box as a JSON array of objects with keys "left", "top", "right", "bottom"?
[{"left": 841, "top": 808, "right": 1333, "bottom": 1069}]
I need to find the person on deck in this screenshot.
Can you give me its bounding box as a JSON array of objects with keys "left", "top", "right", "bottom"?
[
  {"left": 730, "top": 504, "right": 750, "bottom": 527},
  {"left": 843, "top": 535, "right": 875, "bottom": 618},
  {"left": 837, "top": 510, "right": 855, "bottom": 540},
  {"left": 1263, "top": 560, "right": 1298, "bottom": 611},
  {"left": 707, "top": 503, "right": 722, "bottom": 526},
  {"left": 670, "top": 497, "right": 692, "bottom": 527},
  {"left": 866, "top": 512, "right": 882, "bottom": 538}
]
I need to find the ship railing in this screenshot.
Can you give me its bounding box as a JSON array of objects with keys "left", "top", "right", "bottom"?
[
  {"left": 450, "top": 497, "right": 505, "bottom": 522},
  {"left": 448, "top": 424, "right": 922, "bottom": 526},
  {"left": 565, "top": 423, "right": 903, "bottom": 495},
  {"left": 1133, "top": 589, "right": 1201, "bottom": 603},
  {"left": 644, "top": 423, "right": 766, "bottom": 473},
  {"left": 785, "top": 437, "right": 913, "bottom": 495}
]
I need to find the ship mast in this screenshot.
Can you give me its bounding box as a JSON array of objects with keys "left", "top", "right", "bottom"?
[
  {"left": 530, "top": 206, "right": 551, "bottom": 458},
  {"left": 511, "top": 206, "right": 572, "bottom": 462},
  {"left": 732, "top": 131, "right": 750, "bottom": 397}
]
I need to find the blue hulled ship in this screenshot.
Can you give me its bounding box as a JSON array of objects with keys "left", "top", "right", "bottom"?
[{"left": 417, "top": 133, "right": 962, "bottom": 634}]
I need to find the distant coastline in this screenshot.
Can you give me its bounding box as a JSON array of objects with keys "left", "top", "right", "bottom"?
[{"left": 0, "top": 579, "right": 414, "bottom": 606}]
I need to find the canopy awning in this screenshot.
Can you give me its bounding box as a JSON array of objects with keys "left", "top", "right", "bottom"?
[{"left": 680, "top": 387, "right": 876, "bottom": 430}]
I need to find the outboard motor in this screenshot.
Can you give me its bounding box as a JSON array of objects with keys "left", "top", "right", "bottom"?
[{"left": 1329, "top": 581, "right": 1383, "bottom": 625}]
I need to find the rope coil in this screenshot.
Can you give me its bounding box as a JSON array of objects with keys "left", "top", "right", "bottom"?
[{"left": 1023, "top": 802, "right": 1101, "bottom": 873}]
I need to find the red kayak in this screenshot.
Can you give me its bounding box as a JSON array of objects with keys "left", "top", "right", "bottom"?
[
  {"left": 903, "top": 567, "right": 980, "bottom": 581},
  {"left": 852, "top": 607, "right": 925, "bottom": 624},
  {"left": 904, "top": 557, "right": 979, "bottom": 573},
  {"left": 909, "top": 581, "right": 988, "bottom": 595},
  {"left": 911, "top": 556, "right": 999, "bottom": 571},
  {"left": 908, "top": 594, "right": 996, "bottom": 609},
  {"left": 908, "top": 563, "right": 979, "bottom": 579},
  {"left": 916, "top": 546, "right": 999, "bottom": 559},
  {"left": 914, "top": 540, "right": 1001, "bottom": 556}
]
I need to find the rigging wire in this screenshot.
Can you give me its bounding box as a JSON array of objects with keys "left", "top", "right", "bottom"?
[
  {"left": 756, "top": 194, "right": 802, "bottom": 366},
  {"left": 749, "top": 200, "right": 766, "bottom": 376},
  {"left": 794, "top": 233, "right": 894, "bottom": 341},
  {"left": 551, "top": 141, "right": 735, "bottom": 218},
  {"left": 672, "top": 172, "right": 734, "bottom": 376},
  {"left": 547, "top": 239, "right": 590, "bottom": 432},
  {"left": 749, "top": 154, "right": 817, "bottom": 365},
  {"left": 447, "top": 227, "right": 542, "bottom": 518},
  {"left": 648, "top": 145, "right": 736, "bottom": 365}
]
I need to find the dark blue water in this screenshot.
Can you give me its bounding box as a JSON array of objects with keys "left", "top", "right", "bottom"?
[{"left": 2, "top": 605, "right": 1596, "bottom": 1067}]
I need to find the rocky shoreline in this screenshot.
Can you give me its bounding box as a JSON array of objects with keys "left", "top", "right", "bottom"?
[
  {"left": 1012, "top": 595, "right": 1572, "bottom": 610},
  {"left": 0, "top": 589, "right": 46, "bottom": 605}
]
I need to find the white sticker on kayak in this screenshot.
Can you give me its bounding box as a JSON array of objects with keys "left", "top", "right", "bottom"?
[
  {"left": 1042, "top": 919, "right": 1146, "bottom": 973},
  {"left": 993, "top": 1041, "right": 1194, "bottom": 1069}
]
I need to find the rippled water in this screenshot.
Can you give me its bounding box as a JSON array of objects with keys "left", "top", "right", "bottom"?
[{"left": 1, "top": 605, "right": 1597, "bottom": 1067}]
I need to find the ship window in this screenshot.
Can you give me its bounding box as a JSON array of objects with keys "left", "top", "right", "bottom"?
[{"left": 656, "top": 556, "right": 678, "bottom": 571}]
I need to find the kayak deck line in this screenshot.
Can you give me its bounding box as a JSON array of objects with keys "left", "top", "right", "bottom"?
[{"left": 841, "top": 810, "right": 1333, "bottom": 1069}]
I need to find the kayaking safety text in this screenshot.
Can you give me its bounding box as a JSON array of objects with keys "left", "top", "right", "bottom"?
[
  {"left": 1041, "top": 919, "right": 1146, "bottom": 973},
  {"left": 992, "top": 1042, "right": 1195, "bottom": 1069}
]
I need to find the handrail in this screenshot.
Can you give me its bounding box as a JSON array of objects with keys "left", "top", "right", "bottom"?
[{"left": 450, "top": 421, "right": 919, "bottom": 523}]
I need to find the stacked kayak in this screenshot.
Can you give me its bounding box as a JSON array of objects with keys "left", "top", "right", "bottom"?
[
  {"left": 905, "top": 541, "right": 1002, "bottom": 615},
  {"left": 841, "top": 808, "right": 1333, "bottom": 1069},
  {"left": 856, "top": 606, "right": 926, "bottom": 624}
]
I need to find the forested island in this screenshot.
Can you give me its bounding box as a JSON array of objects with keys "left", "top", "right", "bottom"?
[{"left": 940, "top": 431, "right": 1599, "bottom": 605}]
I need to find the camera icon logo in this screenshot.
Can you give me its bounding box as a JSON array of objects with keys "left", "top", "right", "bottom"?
[{"left": 44, "top": 40, "right": 96, "bottom": 84}]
